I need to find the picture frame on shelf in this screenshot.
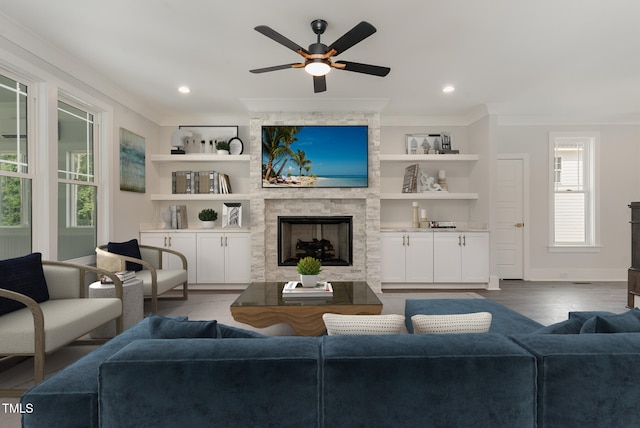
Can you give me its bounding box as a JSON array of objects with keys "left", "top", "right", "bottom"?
[
  {"left": 222, "top": 203, "right": 242, "bottom": 228},
  {"left": 405, "top": 134, "right": 430, "bottom": 154},
  {"left": 178, "top": 125, "right": 238, "bottom": 154}
]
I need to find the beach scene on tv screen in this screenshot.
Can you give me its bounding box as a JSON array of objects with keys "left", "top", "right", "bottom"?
[{"left": 262, "top": 125, "right": 368, "bottom": 188}]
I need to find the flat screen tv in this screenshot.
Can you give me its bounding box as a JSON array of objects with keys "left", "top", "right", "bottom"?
[{"left": 262, "top": 125, "right": 368, "bottom": 188}]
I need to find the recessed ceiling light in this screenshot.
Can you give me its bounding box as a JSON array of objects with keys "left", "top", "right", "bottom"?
[
  {"left": 442, "top": 85, "right": 455, "bottom": 93},
  {"left": 178, "top": 86, "right": 191, "bottom": 94}
]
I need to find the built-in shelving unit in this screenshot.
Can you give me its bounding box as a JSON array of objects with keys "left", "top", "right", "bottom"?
[
  {"left": 150, "top": 154, "right": 249, "bottom": 162},
  {"left": 149, "top": 154, "right": 250, "bottom": 202},
  {"left": 379, "top": 153, "right": 480, "bottom": 200},
  {"left": 379, "top": 154, "right": 479, "bottom": 162}
]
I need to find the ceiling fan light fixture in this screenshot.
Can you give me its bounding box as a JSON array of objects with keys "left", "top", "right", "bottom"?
[{"left": 305, "top": 59, "right": 331, "bottom": 76}]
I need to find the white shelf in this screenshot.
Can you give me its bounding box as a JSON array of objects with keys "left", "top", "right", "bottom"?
[
  {"left": 380, "top": 192, "right": 479, "bottom": 200},
  {"left": 150, "top": 193, "right": 251, "bottom": 201},
  {"left": 150, "top": 154, "right": 249, "bottom": 162},
  {"left": 380, "top": 154, "right": 479, "bottom": 162}
]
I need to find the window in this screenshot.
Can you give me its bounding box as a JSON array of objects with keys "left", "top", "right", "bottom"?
[
  {"left": 0, "top": 72, "right": 32, "bottom": 259},
  {"left": 57, "top": 100, "right": 98, "bottom": 260},
  {"left": 549, "top": 132, "right": 599, "bottom": 249}
]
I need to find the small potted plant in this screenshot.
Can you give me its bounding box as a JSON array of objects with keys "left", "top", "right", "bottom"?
[
  {"left": 296, "top": 256, "right": 322, "bottom": 287},
  {"left": 198, "top": 208, "right": 218, "bottom": 229},
  {"left": 215, "top": 140, "right": 230, "bottom": 155}
]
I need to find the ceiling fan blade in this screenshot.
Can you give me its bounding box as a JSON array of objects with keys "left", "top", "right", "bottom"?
[
  {"left": 254, "top": 25, "right": 309, "bottom": 55},
  {"left": 313, "top": 75, "right": 327, "bottom": 93},
  {"left": 334, "top": 61, "right": 390, "bottom": 77},
  {"left": 326, "top": 21, "right": 377, "bottom": 56},
  {"left": 250, "top": 63, "right": 302, "bottom": 73}
]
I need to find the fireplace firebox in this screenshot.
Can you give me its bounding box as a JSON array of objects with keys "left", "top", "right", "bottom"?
[{"left": 278, "top": 216, "right": 353, "bottom": 266}]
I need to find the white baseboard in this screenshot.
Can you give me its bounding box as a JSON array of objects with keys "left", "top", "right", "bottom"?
[{"left": 526, "top": 268, "right": 627, "bottom": 282}]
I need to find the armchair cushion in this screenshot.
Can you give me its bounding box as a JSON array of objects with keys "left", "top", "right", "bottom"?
[
  {"left": 107, "top": 239, "right": 143, "bottom": 271},
  {"left": 0, "top": 252, "right": 49, "bottom": 316},
  {"left": 148, "top": 313, "right": 220, "bottom": 338}
]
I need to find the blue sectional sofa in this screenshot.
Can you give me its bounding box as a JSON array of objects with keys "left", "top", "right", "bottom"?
[{"left": 21, "top": 299, "right": 640, "bottom": 428}]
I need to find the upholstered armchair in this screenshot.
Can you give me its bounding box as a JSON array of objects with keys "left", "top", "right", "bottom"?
[
  {"left": 0, "top": 254, "right": 123, "bottom": 397},
  {"left": 96, "top": 240, "right": 188, "bottom": 313}
]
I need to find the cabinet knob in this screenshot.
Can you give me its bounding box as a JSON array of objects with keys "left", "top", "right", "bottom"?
[
  {"left": 406, "top": 235, "right": 410, "bottom": 246},
  {"left": 515, "top": 223, "right": 525, "bottom": 228},
  {"left": 402, "top": 235, "right": 406, "bottom": 246}
]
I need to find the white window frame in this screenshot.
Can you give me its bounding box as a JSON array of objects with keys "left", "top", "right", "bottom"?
[{"left": 548, "top": 131, "right": 600, "bottom": 252}]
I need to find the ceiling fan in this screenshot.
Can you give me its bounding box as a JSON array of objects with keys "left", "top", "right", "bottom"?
[{"left": 250, "top": 19, "right": 390, "bottom": 93}]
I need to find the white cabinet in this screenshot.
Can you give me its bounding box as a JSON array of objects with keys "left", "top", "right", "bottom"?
[
  {"left": 196, "top": 232, "right": 250, "bottom": 284},
  {"left": 381, "top": 232, "right": 434, "bottom": 283},
  {"left": 141, "top": 230, "right": 250, "bottom": 285},
  {"left": 433, "top": 232, "right": 489, "bottom": 283},
  {"left": 139, "top": 232, "right": 197, "bottom": 284}
]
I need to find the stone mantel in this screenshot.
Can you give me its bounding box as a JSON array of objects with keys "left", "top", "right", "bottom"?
[{"left": 249, "top": 112, "right": 382, "bottom": 292}]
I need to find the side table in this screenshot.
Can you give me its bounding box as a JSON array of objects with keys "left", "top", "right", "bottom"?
[{"left": 89, "top": 278, "right": 144, "bottom": 338}]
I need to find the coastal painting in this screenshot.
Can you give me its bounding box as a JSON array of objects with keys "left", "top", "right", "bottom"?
[
  {"left": 119, "top": 128, "right": 146, "bottom": 193},
  {"left": 262, "top": 125, "right": 368, "bottom": 188}
]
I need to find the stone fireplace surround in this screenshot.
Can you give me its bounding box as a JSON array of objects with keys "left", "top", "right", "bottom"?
[{"left": 249, "top": 112, "right": 381, "bottom": 292}]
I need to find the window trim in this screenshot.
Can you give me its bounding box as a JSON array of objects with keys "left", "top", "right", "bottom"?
[{"left": 548, "top": 131, "right": 600, "bottom": 251}]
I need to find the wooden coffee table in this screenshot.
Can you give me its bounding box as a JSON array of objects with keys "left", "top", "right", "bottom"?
[{"left": 230, "top": 281, "right": 383, "bottom": 336}]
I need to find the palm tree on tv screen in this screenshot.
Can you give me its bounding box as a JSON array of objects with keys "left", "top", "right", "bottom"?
[
  {"left": 290, "top": 149, "right": 312, "bottom": 176},
  {"left": 262, "top": 126, "right": 300, "bottom": 180}
]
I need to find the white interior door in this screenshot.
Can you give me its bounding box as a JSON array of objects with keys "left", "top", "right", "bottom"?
[{"left": 496, "top": 159, "right": 525, "bottom": 279}]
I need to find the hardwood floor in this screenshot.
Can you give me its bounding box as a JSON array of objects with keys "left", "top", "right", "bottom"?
[{"left": 473, "top": 280, "right": 629, "bottom": 325}]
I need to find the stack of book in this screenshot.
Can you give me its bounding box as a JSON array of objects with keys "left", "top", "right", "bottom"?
[
  {"left": 170, "top": 205, "right": 188, "bottom": 229},
  {"left": 173, "top": 170, "right": 233, "bottom": 194},
  {"left": 100, "top": 270, "right": 136, "bottom": 284},
  {"left": 282, "top": 281, "right": 333, "bottom": 299}
]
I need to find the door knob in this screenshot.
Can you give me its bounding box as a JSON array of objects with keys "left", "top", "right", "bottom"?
[{"left": 515, "top": 223, "right": 524, "bottom": 228}]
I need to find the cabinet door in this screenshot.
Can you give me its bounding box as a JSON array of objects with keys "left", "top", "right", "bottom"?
[
  {"left": 166, "top": 233, "right": 196, "bottom": 284},
  {"left": 433, "top": 233, "right": 462, "bottom": 282},
  {"left": 461, "top": 232, "right": 489, "bottom": 282},
  {"left": 139, "top": 232, "right": 172, "bottom": 267},
  {"left": 404, "top": 232, "right": 434, "bottom": 282},
  {"left": 224, "top": 233, "right": 251, "bottom": 283},
  {"left": 380, "top": 232, "right": 406, "bottom": 282},
  {"left": 196, "top": 233, "right": 225, "bottom": 284}
]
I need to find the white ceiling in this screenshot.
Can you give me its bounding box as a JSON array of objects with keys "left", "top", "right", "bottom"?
[{"left": 1, "top": 0, "right": 639, "bottom": 125}]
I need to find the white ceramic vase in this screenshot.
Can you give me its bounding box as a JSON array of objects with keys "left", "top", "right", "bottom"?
[
  {"left": 217, "top": 149, "right": 229, "bottom": 155},
  {"left": 300, "top": 274, "right": 318, "bottom": 288},
  {"left": 201, "top": 221, "right": 215, "bottom": 229}
]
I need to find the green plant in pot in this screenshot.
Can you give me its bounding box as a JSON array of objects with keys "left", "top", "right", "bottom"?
[
  {"left": 215, "top": 140, "right": 230, "bottom": 154},
  {"left": 296, "top": 256, "right": 323, "bottom": 287},
  {"left": 198, "top": 208, "right": 218, "bottom": 229}
]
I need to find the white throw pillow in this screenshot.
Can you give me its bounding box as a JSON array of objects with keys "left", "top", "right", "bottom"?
[
  {"left": 322, "top": 313, "right": 405, "bottom": 335},
  {"left": 411, "top": 312, "right": 492, "bottom": 334}
]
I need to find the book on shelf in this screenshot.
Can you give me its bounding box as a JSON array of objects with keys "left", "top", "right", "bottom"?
[
  {"left": 282, "top": 281, "right": 333, "bottom": 298},
  {"left": 402, "top": 164, "right": 419, "bottom": 193},
  {"left": 172, "top": 171, "right": 193, "bottom": 194},
  {"left": 170, "top": 205, "right": 188, "bottom": 229},
  {"left": 100, "top": 270, "right": 136, "bottom": 283},
  {"left": 185, "top": 171, "right": 232, "bottom": 194}
]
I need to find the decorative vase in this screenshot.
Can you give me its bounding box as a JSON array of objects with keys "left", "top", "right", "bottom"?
[
  {"left": 217, "top": 149, "right": 229, "bottom": 155},
  {"left": 201, "top": 221, "right": 215, "bottom": 229},
  {"left": 300, "top": 274, "right": 318, "bottom": 288}
]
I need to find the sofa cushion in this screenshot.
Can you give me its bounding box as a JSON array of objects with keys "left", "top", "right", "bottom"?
[
  {"left": 0, "top": 252, "right": 49, "bottom": 316},
  {"left": 148, "top": 313, "right": 220, "bottom": 338},
  {"left": 323, "top": 313, "right": 405, "bottom": 335},
  {"left": 568, "top": 310, "right": 615, "bottom": 321},
  {"left": 107, "top": 239, "right": 143, "bottom": 271},
  {"left": 405, "top": 299, "right": 543, "bottom": 334},
  {"left": 411, "top": 312, "right": 492, "bottom": 334},
  {"left": 580, "top": 308, "right": 640, "bottom": 333},
  {"left": 534, "top": 317, "right": 585, "bottom": 334}
]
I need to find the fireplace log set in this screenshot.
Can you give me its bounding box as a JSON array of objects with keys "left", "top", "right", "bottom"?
[{"left": 295, "top": 238, "right": 336, "bottom": 261}]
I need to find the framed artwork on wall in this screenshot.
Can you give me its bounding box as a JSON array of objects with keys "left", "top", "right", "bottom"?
[{"left": 119, "top": 128, "right": 146, "bottom": 193}]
